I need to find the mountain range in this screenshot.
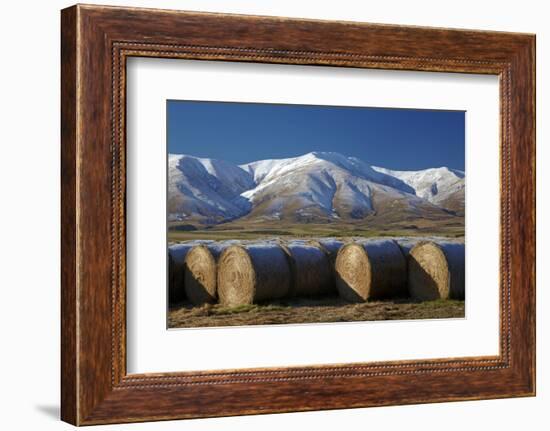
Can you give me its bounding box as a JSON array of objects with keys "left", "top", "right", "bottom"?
[{"left": 168, "top": 151, "right": 465, "bottom": 226}]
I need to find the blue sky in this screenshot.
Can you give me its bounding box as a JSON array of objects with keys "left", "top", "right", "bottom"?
[{"left": 167, "top": 100, "right": 465, "bottom": 171}]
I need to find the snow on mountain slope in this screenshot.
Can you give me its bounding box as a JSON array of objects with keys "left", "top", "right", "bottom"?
[
  {"left": 168, "top": 154, "right": 254, "bottom": 223},
  {"left": 168, "top": 151, "right": 465, "bottom": 224},
  {"left": 240, "top": 152, "right": 414, "bottom": 196},
  {"left": 372, "top": 165, "right": 465, "bottom": 214},
  {"left": 238, "top": 152, "right": 450, "bottom": 222}
]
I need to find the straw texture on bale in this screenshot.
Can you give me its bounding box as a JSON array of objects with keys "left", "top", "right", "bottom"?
[
  {"left": 280, "top": 241, "right": 334, "bottom": 297},
  {"left": 217, "top": 243, "right": 291, "bottom": 306},
  {"left": 335, "top": 239, "right": 407, "bottom": 302},
  {"left": 184, "top": 242, "right": 231, "bottom": 305},
  {"left": 167, "top": 243, "right": 196, "bottom": 304},
  {"left": 408, "top": 241, "right": 465, "bottom": 300}
]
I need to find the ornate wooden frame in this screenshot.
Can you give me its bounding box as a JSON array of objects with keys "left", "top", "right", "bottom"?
[{"left": 61, "top": 4, "right": 535, "bottom": 425}]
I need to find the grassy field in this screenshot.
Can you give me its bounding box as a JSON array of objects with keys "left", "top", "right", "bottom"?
[
  {"left": 168, "top": 297, "right": 465, "bottom": 328},
  {"left": 168, "top": 217, "right": 465, "bottom": 242}
]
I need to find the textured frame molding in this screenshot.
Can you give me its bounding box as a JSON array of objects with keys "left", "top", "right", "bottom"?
[{"left": 61, "top": 4, "right": 535, "bottom": 425}]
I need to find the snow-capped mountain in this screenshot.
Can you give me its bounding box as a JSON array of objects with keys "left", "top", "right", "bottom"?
[
  {"left": 168, "top": 152, "right": 465, "bottom": 225},
  {"left": 371, "top": 166, "right": 465, "bottom": 215},
  {"left": 168, "top": 154, "right": 254, "bottom": 223}
]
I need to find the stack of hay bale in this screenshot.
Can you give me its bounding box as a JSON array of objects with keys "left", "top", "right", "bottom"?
[{"left": 168, "top": 236, "right": 465, "bottom": 307}]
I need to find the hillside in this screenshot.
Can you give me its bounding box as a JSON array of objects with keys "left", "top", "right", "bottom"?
[{"left": 168, "top": 151, "right": 465, "bottom": 228}]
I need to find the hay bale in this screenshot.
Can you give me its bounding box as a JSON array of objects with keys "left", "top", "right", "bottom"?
[
  {"left": 335, "top": 239, "right": 407, "bottom": 302},
  {"left": 168, "top": 240, "right": 214, "bottom": 304},
  {"left": 217, "top": 243, "right": 291, "bottom": 306},
  {"left": 408, "top": 241, "right": 465, "bottom": 300},
  {"left": 184, "top": 242, "right": 234, "bottom": 305},
  {"left": 280, "top": 240, "right": 334, "bottom": 297},
  {"left": 167, "top": 243, "right": 202, "bottom": 305}
]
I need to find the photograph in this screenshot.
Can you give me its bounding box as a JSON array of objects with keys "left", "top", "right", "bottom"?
[{"left": 166, "top": 100, "right": 466, "bottom": 328}]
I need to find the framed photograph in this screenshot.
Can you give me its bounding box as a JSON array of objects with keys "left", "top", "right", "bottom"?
[{"left": 61, "top": 4, "right": 535, "bottom": 425}]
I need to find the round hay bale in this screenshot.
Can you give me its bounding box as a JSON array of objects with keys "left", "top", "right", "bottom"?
[
  {"left": 408, "top": 241, "right": 465, "bottom": 300},
  {"left": 167, "top": 243, "right": 196, "bottom": 305},
  {"left": 184, "top": 242, "right": 232, "bottom": 305},
  {"left": 335, "top": 239, "right": 407, "bottom": 302},
  {"left": 217, "top": 243, "right": 291, "bottom": 306},
  {"left": 280, "top": 240, "right": 334, "bottom": 297}
]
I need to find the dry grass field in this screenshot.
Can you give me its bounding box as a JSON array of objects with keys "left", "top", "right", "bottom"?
[
  {"left": 168, "top": 216, "right": 465, "bottom": 243},
  {"left": 168, "top": 297, "right": 465, "bottom": 328}
]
